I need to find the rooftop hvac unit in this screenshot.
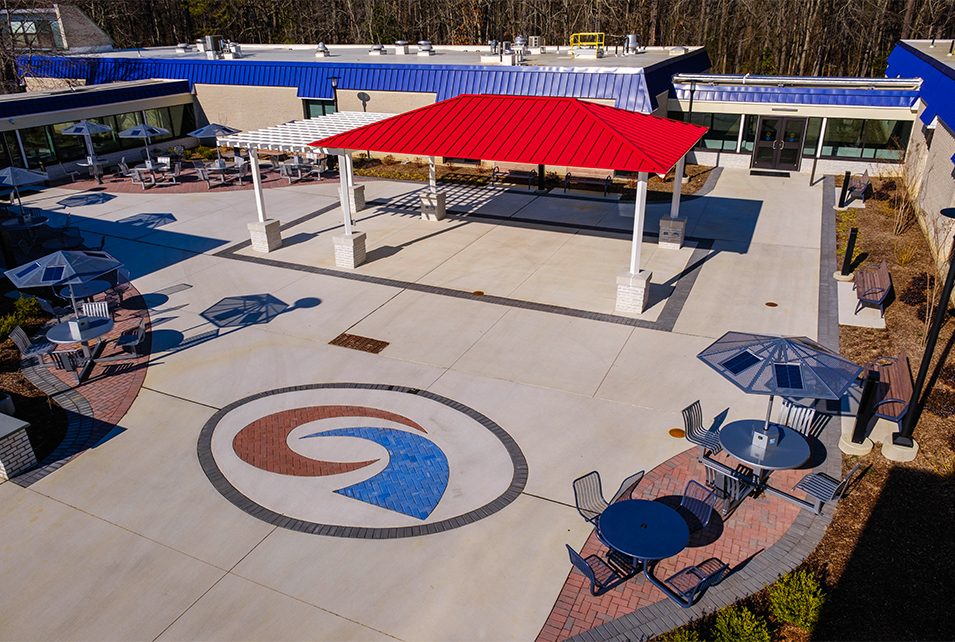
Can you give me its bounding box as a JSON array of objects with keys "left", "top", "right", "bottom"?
[
  {"left": 528, "top": 36, "right": 542, "bottom": 48},
  {"left": 395, "top": 40, "right": 409, "bottom": 55},
  {"left": 417, "top": 40, "right": 434, "bottom": 56}
]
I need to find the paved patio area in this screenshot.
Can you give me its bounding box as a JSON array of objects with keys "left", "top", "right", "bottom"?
[{"left": 0, "top": 168, "right": 847, "bottom": 640}]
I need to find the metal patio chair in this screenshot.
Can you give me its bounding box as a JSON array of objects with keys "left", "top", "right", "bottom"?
[
  {"left": 793, "top": 463, "right": 862, "bottom": 515},
  {"left": 37, "top": 297, "right": 70, "bottom": 323},
  {"left": 112, "top": 316, "right": 146, "bottom": 357},
  {"left": 573, "top": 470, "right": 646, "bottom": 526},
  {"left": 9, "top": 325, "right": 55, "bottom": 365},
  {"left": 679, "top": 480, "right": 718, "bottom": 532},
  {"left": 130, "top": 168, "right": 156, "bottom": 190},
  {"left": 778, "top": 399, "right": 817, "bottom": 436},
  {"left": 52, "top": 349, "right": 84, "bottom": 385},
  {"left": 682, "top": 400, "right": 722, "bottom": 461},
  {"left": 663, "top": 558, "right": 729, "bottom": 608},
  {"left": 566, "top": 544, "right": 636, "bottom": 596}
]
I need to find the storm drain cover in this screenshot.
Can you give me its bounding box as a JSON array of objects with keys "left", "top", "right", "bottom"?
[{"left": 330, "top": 332, "right": 389, "bottom": 354}]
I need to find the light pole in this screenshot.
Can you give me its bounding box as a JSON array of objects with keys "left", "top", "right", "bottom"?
[
  {"left": 329, "top": 76, "right": 339, "bottom": 113},
  {"left": 894, "top": 207, "right": 955, "bottom": 447}
]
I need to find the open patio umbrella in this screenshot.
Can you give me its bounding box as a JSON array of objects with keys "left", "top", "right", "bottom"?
[
  {"left": 60, "top": 120, "right": 112, "bottom": 160},
  {"left": 0, "top": 166, "right": 48, "bottom": 216},
  {"left": 697, "top": 332, "right": 863, "bottom": 433},
  {"left": 118, "top": 124, "right": 170, "bottom": 162},
  {"left": 188, "top": 123, "right": 242, "bottom": 161},
  {"left": 4, "top": 250, "right": 123, "bottom": 316}
]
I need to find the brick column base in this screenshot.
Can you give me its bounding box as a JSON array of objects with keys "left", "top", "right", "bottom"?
[
  {"left": 333, "top": 231, "right": 367, "bottom": 268},
  {"left": 615, "top": 269, "right": 653, "bottom": 314},
  {"left": 0, "top": 416, "right": 36, "bottom": 480},
  {"left": 420, "top": 191, "right": 446, "bottom": 221},
  {"left": 659, "top": 217, "right": 686, "bottom": 250},
  {"left": 248, "top": 219, "right": 283, "bottom": 253},
  {"left": 348, "top": 185, "right": 366, "bottom": 213}
]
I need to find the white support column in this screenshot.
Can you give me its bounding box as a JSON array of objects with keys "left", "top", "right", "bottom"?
[
  {"left": 246, "top": 148, "right": 282, "bottom": 253},
  {"left": 343, "top": 152, "right": 365, "bottom": 214},
  {"left": 334, "top": 152, "right": 366, "bottom": 268},
  {"left": 421, "top": 155, "right": 446, "bottom": 220},
  {"left": 616, "top": 172, "right": 652, "bottom": 314},
  {"left": 660, "top": 155, "right": 688, "bottom": 250},
  {"left": 630, "top": 172, "right": 648, "bottom": 275}
]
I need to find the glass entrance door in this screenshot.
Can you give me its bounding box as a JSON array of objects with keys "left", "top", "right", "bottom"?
[{"left": 751, "top": 117, "right": 807, "bottom": 171}]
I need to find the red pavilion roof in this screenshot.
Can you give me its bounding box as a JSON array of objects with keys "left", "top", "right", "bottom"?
[{"left": 309, "top": 94, "right": 707, "bottom": 174}]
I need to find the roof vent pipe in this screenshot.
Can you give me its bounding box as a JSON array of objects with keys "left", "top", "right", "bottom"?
[
  {"left": 417, "top": 40, "right": 434, "bottom": 56},
  {"left": 395, "top": 40, "right": 409, "bottom": 55},
  {"left": 369, "top": 43, "right": 385, "bottom": 56},
  {"left": 949, "top": 40, "right": 954, "bottom": 56},
  {"left": 315, "top": 42, "right": 329, "bottom": 57}
]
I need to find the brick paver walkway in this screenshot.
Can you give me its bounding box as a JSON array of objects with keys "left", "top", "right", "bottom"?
[
  {"left": 15, "top": 286, "right": 150, "bottom": 486},
  {"left": 537, "top": 449, "right": 807, "bottom": 642}
]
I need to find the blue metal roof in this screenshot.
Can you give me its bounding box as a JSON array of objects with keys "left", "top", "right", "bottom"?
[
  {"left": 671, "top": 82, "right": 920, "bottom": 108},
  {"left": 19, "top": 54, "right": 714, "bottom": 113},
  {"left": 0, "top": 78, "right": 190, "bottom": 119},
  {"left": 886, "top": 41, "right": 955, "bottom": 128}
]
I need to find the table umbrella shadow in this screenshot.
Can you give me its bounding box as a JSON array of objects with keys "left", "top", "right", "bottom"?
[{"left": 654, "top": 495, "right": 724, "bottom": 547}]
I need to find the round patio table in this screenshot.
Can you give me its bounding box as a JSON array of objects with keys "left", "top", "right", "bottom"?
[
  {"left": 598, "top": 499, "right": 689, "bottom": 564},
  {"left": 3, "top": 215, "right": 49, "bottom": 230},
  {"left": 59, "top": 279, "right": 111, "bottom": 301},
  {"left": 46, "top": 315, "right": 113, "bottom": 359},
  {"left": 719, "top": 419, "right": 810, "bottom": 477}
]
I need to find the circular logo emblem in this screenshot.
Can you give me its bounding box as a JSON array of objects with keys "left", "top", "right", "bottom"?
[{"left": 198, "top": 384, "right": 527, "bottom": 538}]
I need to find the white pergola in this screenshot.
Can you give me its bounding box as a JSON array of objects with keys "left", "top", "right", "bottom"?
[{"left": 217, "top": 112, "right": 392, "bottom": 234}]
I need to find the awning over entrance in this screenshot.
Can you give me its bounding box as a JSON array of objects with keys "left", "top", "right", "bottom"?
[{"left": 309, "top": 94, "right": 706, "bottom": 174}]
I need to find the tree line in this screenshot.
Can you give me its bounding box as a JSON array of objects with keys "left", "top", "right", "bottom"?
[{"left": 5, "top": 0, "right": 955, "bottom": 86}]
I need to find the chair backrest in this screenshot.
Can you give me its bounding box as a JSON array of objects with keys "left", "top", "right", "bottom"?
[
  {"left": 119, "top": 161, "right": 130, "bottom": 175},
  {"left": 682, "top": 400, "right": 706, "bottom": 443},
  {"left": 82, "top": 301, "right": 110, "bottom": 319},
  {"left": 37, "top": 298, "right": 57, "bottom": 316},
  {"left": 573, "top": 471, "right": 609, "bottom": 523},
  {"left": 680, "top": 480, "right": 717, "bottom": 530},
  {"left": 566, "top": 545, "right": 597, "bottom": 586},
  {"left": 134, "top": 316, "right": 147, "bottom": 341},
  {"left": 778, "top": 399, "right": 816, "bottom": 436},
  {"left": 9, "top": 326, "right": 30, "bottom": 353},
  {"left": 193, "top": 161, "right": 206, "bottom": 170},
  {"left": 171, "top": 162, "right": 182, "bottom": 176},
  {"left": 610, "top": 470, "right": 645, "bottom": 503},
  {"left": 832, "top": 463, "right": 862, "bottom": 501}
]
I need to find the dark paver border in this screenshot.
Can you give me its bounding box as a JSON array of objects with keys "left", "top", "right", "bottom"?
[
  {"left": 566, "top": 175, "right": 842, "bottom": 641},
  {"left": 196, "top": 383, "right": 528, "bottom": 538}
]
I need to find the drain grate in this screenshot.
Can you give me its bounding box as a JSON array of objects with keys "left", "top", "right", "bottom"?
[{"left": 329, "top": 333, "right": 390, "bottom": 354}]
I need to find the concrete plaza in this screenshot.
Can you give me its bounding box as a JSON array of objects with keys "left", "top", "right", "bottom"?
[{"left": 0, "top": 168, "right": 838, "bottom": 641}]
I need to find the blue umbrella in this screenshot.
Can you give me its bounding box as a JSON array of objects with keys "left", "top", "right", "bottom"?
[
  {"left": 188, "top": 123, "right": 242, "bottom": 161},
  {"left": 0, "top": 167, "right": 48, "bottom": 216},
  {"left": 60, "top": 120, "right": 112, "bottom": 160},
  {"left": 698, "top": 331, "right": 863, "bottom": 432},
  {"left": 118, "top": 124, "right": 170, "bottom": 162},
  {"left": 4, "top": 250, "right": 123, "bottom": 316}
]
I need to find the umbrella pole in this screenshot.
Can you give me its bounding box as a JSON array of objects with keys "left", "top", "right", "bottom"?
[
  {"left": 68, "top": 284, "right": 81, "bottom": 317},
  {"left": 763, "top": 394, "right": 775, "bottom": 433},
  {"left": 84, "top": 134, "right": 95, "bottom": 160},
  {"left": 144, "top": 136, "right": 151, "bottom": 162},
  {"left": 15, "top": 186, "right": 23, "bottom": 217}
]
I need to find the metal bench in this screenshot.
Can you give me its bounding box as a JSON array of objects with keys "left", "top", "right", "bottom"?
[
  {"left": 847, "top": 169, "right": 870, "bottom": 203},
  {"left": 854, "top": 258, "right": 892, "bottom": 317},
  {"left": 491, "top": 164, "right": 536, "bottom": 189},
  {"left": 864, "top": 350, "right": 914, "bottom": 427},
  {"left": 564, "top": 171, "right": 611, "bottom": 196}
]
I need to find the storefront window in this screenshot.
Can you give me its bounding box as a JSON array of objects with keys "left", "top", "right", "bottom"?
[
  {"left": 51, "top": 121, "right": 87, "bottom": 162},
  {"left": 802, "top": 118, "right": 822, "bottom": 157},
  {"left": 145, "top": 108, "right": 174, "bottom": 142},
  {"left": 862, "top": 119, "right": 912, "bottom": 161},
  {"left": 2, "top": 132, "right": 25, "bottom": 168},
  {"left": 821, "top": 119, "right": 864, "bottom": 158},
  {"left": 740, "top": 115, "right": 758, "bottom": 153},
  {"left": 19, "top": 126, "right": 57, "bottom": 168}
]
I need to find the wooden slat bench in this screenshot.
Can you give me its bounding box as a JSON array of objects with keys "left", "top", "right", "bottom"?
[
  {"left": 491, "top": 164, "right": 536, "bottom": 189},
  {"left": 864, "top": 350, "right": 914, "bottom": 427},
  {"left": 564, "top": 171, "right": 612, "bottom": 196},
  {"left": 854, "top": 258, "right": 892, "bottom": 317}
]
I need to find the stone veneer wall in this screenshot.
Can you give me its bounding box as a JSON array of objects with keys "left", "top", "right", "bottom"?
[{"left": 0, "top": 424, "right": 36, "bottom": 480}]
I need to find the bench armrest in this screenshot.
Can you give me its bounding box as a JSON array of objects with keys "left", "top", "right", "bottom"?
[
  {"left": 875, "top": 398, "right": 909, "bottom": 409},
  {"left": 858, "top": 286, "right": 887, "bottom": 299}
]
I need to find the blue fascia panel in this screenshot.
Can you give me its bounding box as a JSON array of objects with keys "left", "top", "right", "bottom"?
[
  {"left": 22, "top": 54, "right": 663, "bottom": 113},
  {"left": 672, "top": 83, "right": 920, "bottom": 109},
  {"left": 0, "top": 77, "right": 190, "bottom": 119},
  {"left": 886, "top": 42, "right": 955, "bottom": 130}
]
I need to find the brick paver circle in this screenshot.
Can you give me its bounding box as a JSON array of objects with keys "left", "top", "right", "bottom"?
[{"left": 197, "top": 383, "right": 528, "bottom": 538}]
